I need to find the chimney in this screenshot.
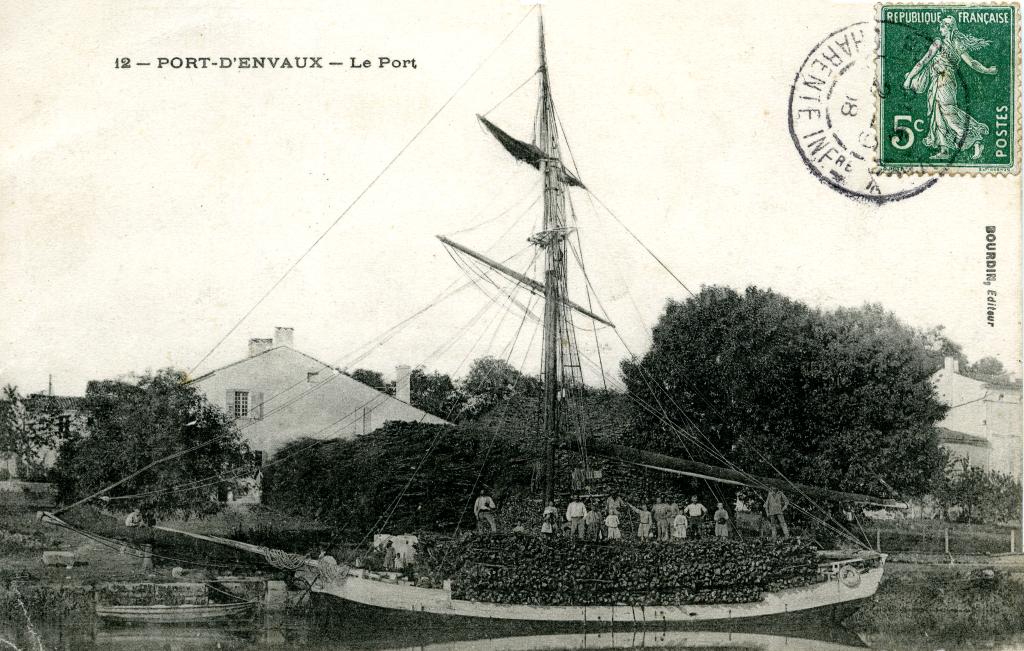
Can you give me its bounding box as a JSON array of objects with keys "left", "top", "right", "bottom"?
[
  {"left": 273, "top": 327, "right": 294, "bottom": 349},
  {"left": 944, "top": 356, "right": 960, "bottom": 374},
  {"left": 395, "top": 365, "right": 411, "bottom": 403},
  {"left": 248, "top": 338, "right": 273, "bottom": 357}
]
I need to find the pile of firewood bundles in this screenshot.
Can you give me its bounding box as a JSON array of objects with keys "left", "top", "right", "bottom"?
[{"left": 415, "top": 533, "right": 821, "bottom": 606}]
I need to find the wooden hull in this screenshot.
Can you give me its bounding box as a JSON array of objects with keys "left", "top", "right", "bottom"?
[
  {"left": 311, "top": 559, "right": 883, "bottom": 624},
  {"left": 396, "top": 630, "right": 867, "bottom": 650},
  {"left": 95, "top": 601, "right": 255, "bottom": 623}
]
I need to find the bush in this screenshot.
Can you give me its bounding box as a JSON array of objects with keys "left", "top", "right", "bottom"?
[
  {"left": 415, "top": 533, "right": 821, "bottom": 606},
  {"left": 0, "top": 468, "right": 9, "bottom": 481},
  {"left": 263, "top": 422, "right": 534, "bottom": 540}
]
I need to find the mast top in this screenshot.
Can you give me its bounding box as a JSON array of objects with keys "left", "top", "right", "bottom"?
[{"left": 538, "top": 12, "right": 547, "bottom": 74}]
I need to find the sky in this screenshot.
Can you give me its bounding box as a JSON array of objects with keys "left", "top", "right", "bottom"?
[{"left": 1, "top": 0, "right": 1021, "bottom": 397}]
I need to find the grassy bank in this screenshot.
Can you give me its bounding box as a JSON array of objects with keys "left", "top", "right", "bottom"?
[{"left": 846, "top": 567, "right": 1024, "bottom": 647}]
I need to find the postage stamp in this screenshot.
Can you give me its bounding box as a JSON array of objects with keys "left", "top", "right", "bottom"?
[{"left": 876, "top": 3, "right": 1020, "bottom": 174}]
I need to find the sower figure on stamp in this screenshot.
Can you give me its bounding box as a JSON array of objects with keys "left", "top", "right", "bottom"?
[{"left": 903, "top": 16, "right": 997, "bottom": 160}]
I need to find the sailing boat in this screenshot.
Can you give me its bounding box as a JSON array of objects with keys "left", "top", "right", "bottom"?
[
  {"left": 252, "top": 14, "right": 886, "bottom": 623},
  {"left": 42, "top": 12, "right": 887, "bottom": 625}
]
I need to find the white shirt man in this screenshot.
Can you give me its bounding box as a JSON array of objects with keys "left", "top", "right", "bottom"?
[
  {"left": 565, "top": 498, "right": 588, "bottom": 539},
  {"left": 682, "top": 498, "right": 708, "bottom": 538},
  {"left": 474, "top": 492, "right": 497, "bottom": 532}
]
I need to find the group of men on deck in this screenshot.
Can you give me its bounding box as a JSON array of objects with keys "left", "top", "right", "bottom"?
[{"left": 472, "top": 486, "right": 792, "bottom": 541}]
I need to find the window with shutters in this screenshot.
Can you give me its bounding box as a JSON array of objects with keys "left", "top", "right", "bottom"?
[{"left": 233, "top": 391, "right": 249, "bottom": 419}]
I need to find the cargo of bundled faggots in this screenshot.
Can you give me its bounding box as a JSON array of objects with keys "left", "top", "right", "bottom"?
[{"left": 413, "top": 533, "right": 825, "bottom": 606}]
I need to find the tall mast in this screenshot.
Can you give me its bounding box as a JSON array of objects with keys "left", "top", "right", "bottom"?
[{"left": 536, "top": 13, "right": 567, "bottom": 505}]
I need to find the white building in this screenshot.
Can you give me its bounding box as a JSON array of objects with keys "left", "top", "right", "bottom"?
[
  {"left": 931, "top": 357, "right": 1022, "bottom": 480},
  {"left": 189, "top": 327, "right": 447, "bottom": 465}
]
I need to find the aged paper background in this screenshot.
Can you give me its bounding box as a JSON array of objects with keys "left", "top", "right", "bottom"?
[{"left": 1, "top": 0, "right": 1020, "bottom": 393}]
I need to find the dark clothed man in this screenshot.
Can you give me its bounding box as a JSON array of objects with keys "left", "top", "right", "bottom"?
[
  {"left": 764, "top": 488, "right": 790, "bottom": 539},
  {"left": 584, "top": 506, "right": 603, "bottom": 541}
]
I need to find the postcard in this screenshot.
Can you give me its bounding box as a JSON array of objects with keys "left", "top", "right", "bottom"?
[{"left": 1, "top": 2, "right": 1021, "bottom": 650}]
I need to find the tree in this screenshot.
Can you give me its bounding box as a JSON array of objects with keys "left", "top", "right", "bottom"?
[
  {"left": 460, "top": 357, "right": 540, "bottom": 420},
  {"left": 348, "top": 368, "right": 388, "bottom": 392},
  {"left": 931, "top": 454, "right": 1022, "bottom": 523},
  {"left": 262, "top": 422, "right": 533, "bottom": 536},
  {"left": 52, "top": 369, "right": 252, "bottom": 517},
  {"left": 919, "top": 325, "right": 968, "bottom": 372},
  {"left": 965, "top": 356, "right": 1009, "bottom": 382},
  {"left": 410, "top": 369, "right": 465, "bottom": 420},
  {"left": 0, "top": 385, "right": 63, "bottom": 479},
  {"left": 621, "top": 286, "right": 948, "bottom": 497}
]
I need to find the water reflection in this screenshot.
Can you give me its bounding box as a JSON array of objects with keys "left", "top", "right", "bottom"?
[{"left": 2, "top": 609, "right": 1023, "bottom": 651}]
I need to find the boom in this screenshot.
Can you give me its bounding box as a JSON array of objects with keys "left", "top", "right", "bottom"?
[{"left": 437, "top": 236, "right": 614, "bottom": 328}]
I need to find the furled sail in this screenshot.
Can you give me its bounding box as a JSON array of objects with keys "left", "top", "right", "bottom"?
[{"left": 477, "top": 115, "right": 585, "bottom": 188}]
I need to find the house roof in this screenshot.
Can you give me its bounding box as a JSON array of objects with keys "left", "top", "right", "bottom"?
[
  {"left": 187, "top": 345, "right": 450, "bottom": 423},
  {"left": 23, "top": 394, "right": 84, "bottom": 411},
  {"left": 187, "top": 346, "right": 338, "bottom": 384},
  {"left": 936, "top": 427, "right": 991, "bottom": 447}
]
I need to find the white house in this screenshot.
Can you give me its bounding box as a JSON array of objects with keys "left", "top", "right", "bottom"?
[
  {"left": 188, "top": 327, "right": 447, "bottom": 466},
  {"left": 931, "top": 357, "right": 1022, "bottom": 480}
]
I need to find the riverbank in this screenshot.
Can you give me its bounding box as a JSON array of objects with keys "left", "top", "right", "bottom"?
[
  {"left": 846, "top": 566, "right": 1024, "bottom": 649},
  {"left": 4, "top": 492, "right": 1024, "bottom": 644}
]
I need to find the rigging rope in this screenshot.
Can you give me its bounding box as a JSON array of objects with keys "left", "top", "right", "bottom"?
[
  {"left": 550, "top": 112, "right": 868, "bottom": 546},
  {"left": 188, "top": 4, "right": 539, "bottom": 376},
  {"left": 62, "top": 243, "right": 541, "bottom": 511},
  {"left": 98, "top": 253, "right": 540, "bottom": 505}
]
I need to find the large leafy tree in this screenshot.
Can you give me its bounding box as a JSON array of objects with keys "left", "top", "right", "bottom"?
[
  {"left": 52, "top": 369, "right": 253, "bottom": 517},
  {"left": 965, "top": 356, "right": 1010, "bottom": 383},
  {"left": 621, "top": 286, "right": 947, "bottom": 497},
  {"left": 460, "top": 356, "right": 540, "bottom": 419},
  {"left": 410, "top": 369, "right": 465, "bottom": 420}
]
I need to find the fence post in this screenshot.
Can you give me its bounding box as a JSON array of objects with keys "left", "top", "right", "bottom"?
[
  {"left": 875, "top": 529, "right": 881, "bottom": 552},
  {"left": 1013, "top": 529, "right": 1017, "bottom": 554},
  {"left": 944, "top": 528, "right": 950, "bottom": 555}
]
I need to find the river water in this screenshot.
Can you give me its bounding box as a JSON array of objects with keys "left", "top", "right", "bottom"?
[{"left": 3, "top": 603, "right": 1024, "bottom": 651}]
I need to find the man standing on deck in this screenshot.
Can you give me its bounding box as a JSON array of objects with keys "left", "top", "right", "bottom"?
[
  {"left": 606, "top": 492, "right": 625, "bottom": 516},
  {"left": 683, "top": 496, "right": 708, "bottom": 539},
  {"left": 584, "top": 503, "right": 603, "bottom": 541},
  {"left": 474, "top": 490, "right": 497, "bottom": 532},
  {"left": 652, "top": 497, "right": 672, "bottom": 541},
  {"left": 566, "top": 496, "right": 588, "bottom": 539},
  {"left": 764, "top": 487, "right": 790, "bottom": 539}
]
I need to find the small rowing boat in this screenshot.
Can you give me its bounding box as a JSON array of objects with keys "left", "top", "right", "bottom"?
[{"left": 94, "top": 601, "right": 256, "bottom": 624}]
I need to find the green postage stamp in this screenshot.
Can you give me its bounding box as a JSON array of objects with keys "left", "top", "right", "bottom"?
[{"left": 877, "top": 4, "right": 1020, "bottom": 174}]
